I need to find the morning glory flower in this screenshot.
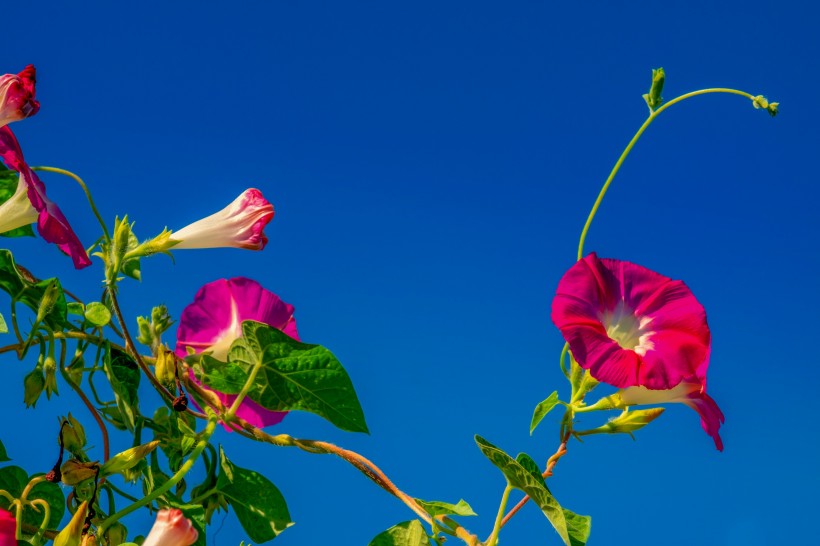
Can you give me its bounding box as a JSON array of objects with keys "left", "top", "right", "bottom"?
[
  {"left": 552, "top": 253, "right": 724, "bottom": 449},
  {"left": 175, "top": 277, "right": 299, "bottom": 428},
  {"left": 0, "top": 126, "right": 91, "bottom": 269},
  {"left": 142, "top": 509, "right": 198, "bottom": 546},
  {"left": 170, "top": 189, "right": 274, "bottom": 250},
  {"left": 0, "top": 65, "right": 39, "bottom": 128}
]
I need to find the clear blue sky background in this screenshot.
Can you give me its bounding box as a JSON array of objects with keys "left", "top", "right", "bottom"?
[{"left": 1, "top": 1, "right": 817, "bottom": 545}]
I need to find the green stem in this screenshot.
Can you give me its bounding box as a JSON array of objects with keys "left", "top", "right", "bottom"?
[
  {"left": 226, "top": 355, "right": 264, "bottom": 421},
  {"left": 576, "top": 88, "right": 756, "bottom": 261},
  {"left": 31, "top": 166, "right": 110, "bottom": 241},
  {"left": 97, "top": 409, "right": 217, "bottom": 535},
  {"left": 485, "top": 484, "right": 513, "bottom": 546}
]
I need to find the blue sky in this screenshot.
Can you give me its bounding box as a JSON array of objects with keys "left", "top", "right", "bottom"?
[{"left": 1, "top": 1, "right": 817, "bottom": 545}]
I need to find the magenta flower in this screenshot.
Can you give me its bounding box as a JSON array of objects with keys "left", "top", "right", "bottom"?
[
  {"left": 175, "top": 277, "right": 299, "bottom": 428},
  {"left": 0, "top": 509, "right": 15, "bottom": 546},
  {"left": 170, "top": 189, "right": 274, "bottom": 250},
  {"left": 0, "top": 126, "right": 91, "bottom": 269},
  {"left": 551, "top": 253, "right": 724, "bottom": 449},
  {"left": 142, "top": 509, "right": 198, "bottom": 546},
  {"left": 0, "top": 65, "right": 40, "bottom": 128}
]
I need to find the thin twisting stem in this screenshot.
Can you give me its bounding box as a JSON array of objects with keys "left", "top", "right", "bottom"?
[
  {"left": 577, "top": 88, "right": 756, "bottom": 260},
  {"left": 31, "top": 166, "right": 110, "bottom": 241}
]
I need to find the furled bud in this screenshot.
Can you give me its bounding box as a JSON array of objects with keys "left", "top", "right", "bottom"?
[
  {"left": 155, "top": 346, "right": 177, "bottom": 387},
  {"left": 36, "top": 280, "right": 61, "bottom": 323},
  {"left": 142, "top": 509, "right": 198, "bottom": 546},
  {"left": 643, "top": 67, "right": 665, "bottom": 110},
  {"left": 43, "top": 355, "right": 59, "bottom": 399},
  {"left": 53, "top": 501, "right": 88, "bottom": 546},
  {"left": 576, "top": 408, "right": 665, "bottom": 437},
  {"left": 59, "top": 414, "right": 87, "bottom": 456},
  {"left": 60, "top": 460, "right": 99, "bottom": 486},
  {"left": 23, "top": 365, "right": 46, "bottom": 408},
  {"left": 101, "top": 441, "right": 160, "bottom": 477}
]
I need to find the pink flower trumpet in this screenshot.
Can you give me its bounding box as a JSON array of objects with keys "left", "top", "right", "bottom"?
[
  {"left": 552, "top": 253, "right": 724, "bottom": 450},
  {"left": 170, "top": 189, "right": 274, "bottom": 250},
  {"left": 0, "top": 127, "right": 91, "bottom": 268},
  {"left": 175, "top": 277, "right": 299, "bottom": 428},
  {"left": 142, "top": 509, "right": 198, "bottom": 546},
  {"left": 0, "top": 65, "right": 39, "bottom": 128}
]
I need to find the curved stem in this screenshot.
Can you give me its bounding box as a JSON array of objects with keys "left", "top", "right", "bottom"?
[
  {"left": 58, "top": 344, "right": 110, "bottom": 462},
  {"left": 485, "top": 484, "right": 512, "bottom": 546},
  {"left": 31, "top": 166, "right": 110, "bottom": 241},
  {"left": 576, "top": 88, "right": 756, "bottom": 260},
  {"left": 98, "top": 409, "right": 217, "bottom": 534}
]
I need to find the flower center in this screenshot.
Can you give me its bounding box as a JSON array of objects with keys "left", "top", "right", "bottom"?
[{"left": 600, "top": 301, "right": 655, "bottom": 355}]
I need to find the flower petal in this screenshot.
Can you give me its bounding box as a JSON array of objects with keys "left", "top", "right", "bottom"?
[
  {"left": 0, "top": 127, "right": 91, "bottom": 268},
  {"left": 0, "top": 509, "right": 16, "bottom": 546},
  {"left": 142, "top": 509, "right": 198, "bottom": 546},
  {"left": 0, "top": 65, "right": 40, "bottom": 128},
  {"left": 682, "top": 389, "right": 725, "bottom": 452}
]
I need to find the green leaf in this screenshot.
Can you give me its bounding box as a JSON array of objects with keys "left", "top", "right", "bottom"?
[
  {"left": 0, "top": 439, "right": 9, "bottom": 461},
  {"left": 564, "top": 508, "right": 592, "bottom": 546},
  {"left": 228, "top": 321, "right": 368, "bottom": 433},
  {"left": 197, "top": 355, "right": 248, "bottom": 395},
  {"left": 217, "top": 446, "right": 292, "bottom": 542},
  {"left": 66, "top": 302, "right": 84, "bottom": 316},
  {"left": 84, "top": 302, "right": 112, "bottom": 327},
  {"left": 530, "top": 391, "right": 560, "bottom": 435},
  {"left": 0, "top": 466, "right": 65, "bottom": 532},
  {"left": 368, "top": 520, "right": 431, "bottom": 546},
  {"left": 475, "top": 435, "right": 590, "bottom": 546},
  {"left": 0, "top": 313, "right": 6, "bottom": 334},
  {"left": 102, "top": 344, "right": 141, "bottom": 432},
  {"left": 0, "top": 250, "right": 68, "bottom": 329},
  {"left": 413, "top": 498, "right": 476, "bottom": 518}
]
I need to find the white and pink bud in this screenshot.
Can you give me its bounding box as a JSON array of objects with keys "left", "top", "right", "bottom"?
[
  {"left": 142, "top": 509, "right": 198, "bottom": 546},
  {"left": 0, "top": 65, "right": 40, "bottom": 128},
  {"left": 171, "top": 188, "right": 273, "bottom": 250}
]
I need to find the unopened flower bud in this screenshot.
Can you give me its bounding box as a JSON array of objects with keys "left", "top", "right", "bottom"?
[
  {"left": 23, "top": 366, "right": 46, "bottom": 408},
  {"left": 142, "top": 509, "right": 198, "bottom": 546},
  {"left": 155, "top": 346, "right": 176, "bottom": 387},
  {"left": 103, "top": 522, "right": 127, "bottom": 546},
  {"left": 101, "top": 441, "right": 160, "bottom": 477},
  {"left": 36, "top": 280, "right": 61, "bottom": 323},
  {"left": 59, "top": 413, "right": 87, "bottom": 456},
  {"left": 60, "top": 460, "right": 99, "bottom": 486},
  {"left": 643, "top": 67, "right": 665, "bottom": 110},
  {"left": 577, "top": 408, "right": 665, "bottom": 437},
  {"left": 43, "top": 355, "right": 59, "bottom": 399},
  {"left": 136, "top": 315, "right": 153, "bottom": 348},
  {"left": 53, "top": 501, "right": 88, "bottom": 546}
]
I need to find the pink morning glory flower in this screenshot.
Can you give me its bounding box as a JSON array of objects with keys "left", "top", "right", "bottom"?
[
  {"left": 0, "top": 65, "right": 40, "bottom": 128},
  {"left": 551, "top": 253, "right": 724, "bottom": 449},
  {"left": 175, "top": 277, "right": 299, "bottom": 428},
  {"left": 142, "top": 509, "right": 198, "bottom": 546},
  {"left": 0, "top": 509, "right": 15, "bottom": 546},
  {"left": 0, "top": 126, "right": 91, "bottom": 269},
  {"left": 170, "top": 189, "right": 274, "bottom": 250}
]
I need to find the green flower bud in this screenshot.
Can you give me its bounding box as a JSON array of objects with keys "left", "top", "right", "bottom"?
[
  {"left": 23, "top": 366, "right": 46, "bottom": 408},
  {"left": 53, "top": 501, "right": 88, "bottom": 546},
  {"left": 577, "top": 407, "right": 665, "bottom": 437},
  {"left": 136, "top": 316, "right": 153, "bottom": 348},
  {"left": 43, "top": 355, "right": 59, "bottom": 399},
  {"left": 155, "top": 346, "right": 176, "bottom": 387},
  {"left": 101, "top": 440, "right": 160, "bottom": 477},
  {"left": 66, "top": 352, "right": 84, "bottom": 387},
  {"left": 60, "top": 459, "right": 99, "bottom": 486},
  {"left": 104, "top": 522, "right": 128, "bottom": 546},
  {"left": 643, "top": 67, "right": 665, "bottom": 110},
  {"left": 59, "top": 413, "right": 87, "bottom": 455},
  {"left": 36, "top": 280, "right": 61, "bottom": 323}
]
